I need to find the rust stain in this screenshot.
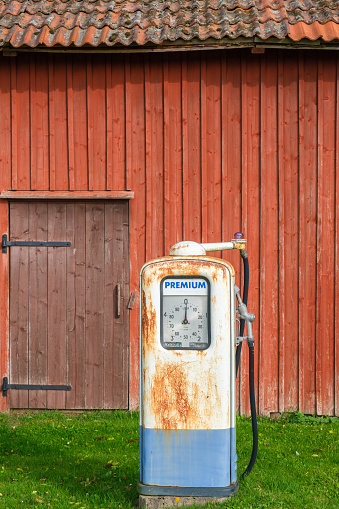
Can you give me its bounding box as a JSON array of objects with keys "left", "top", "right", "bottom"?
[
  {"left": 149, "top": 361, "right": 199, "bottom": 430},
  {"left": 141, "top": 288, "right": 157, "bottom": 353}
]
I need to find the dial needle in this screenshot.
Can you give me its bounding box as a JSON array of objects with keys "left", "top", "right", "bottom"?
[{"left": 182, "top": 298, "right": 190, "bottom": 324}]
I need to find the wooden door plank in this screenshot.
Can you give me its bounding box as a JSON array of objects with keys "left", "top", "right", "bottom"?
[
  {"left": 87, "top": 56, "right": 107, "bottom": 191},
  {"left": 145, "top": 54, "right": 164, "bottom": 259},
  {"left": 106, "top": 56, "right": 126, "bottom": 191},
  {"left": 0, "top": 200, "right": 9, "bottom": 412},
  {"left": 163, "top": 54, "right": 183, "bottom": 253},
  {"left": 239, "top": 53, "right": 261, "bottom": 416},
  {"left": 30, "top": 55, "right": 49, "bottom": 190},
  {"left": 9, "top": 202, "right": 29, "bottom": 408},
  {"left": 0, "top": 59, "right": 11, "bottom": 191},
  {"left": 47, "top": 203, "right": 67, "bottom": 409},
  {"left": 104, "top": 202, "right": 128, "bottom": 408},
  {"left": 316, "top": 55, "right": 336, "bottom": 416},
  {"left": 278, "top": 53, "right": 299, "bottom": 413},
  {"left": 298, "top": 54, "right": 317, "bottom": 415},
  {"left": 66, "top": 202, "right": 86, "bottom": 409},
  {"left": 85, "top": 203, "right": 105, "bottom": 408},
  {"left": 28, "top": 202, "right": 48, "bottom": 408},
  {"left": 49, "top": 55, "right": 69, "bottom": 191},
  {"left": 259, "top": 53, "right": 279, "bottom": 416}
]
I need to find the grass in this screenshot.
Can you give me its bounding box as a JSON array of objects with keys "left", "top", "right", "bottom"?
[{"left": 0, "top": 410, "right": 338, "bottom": 509}]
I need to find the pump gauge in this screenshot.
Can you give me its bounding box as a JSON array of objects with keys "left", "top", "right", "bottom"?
[{"left": 160, "top": 276, "right": 210, "bottom": 350}]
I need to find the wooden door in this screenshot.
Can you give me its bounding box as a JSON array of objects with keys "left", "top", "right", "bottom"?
[{"left": 8, "top": 201, "right": 129, "bottom": 409}]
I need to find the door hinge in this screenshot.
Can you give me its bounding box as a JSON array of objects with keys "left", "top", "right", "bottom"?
[
  {"left": 2, "top": 234, "right": 71, "bottom": 254},
  {"left": 2, "top": 377, "right": 71, "bottom": 397}
]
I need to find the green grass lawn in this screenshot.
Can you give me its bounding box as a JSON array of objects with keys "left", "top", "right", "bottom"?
[{"left": 0, "top": 410, "right": 338, "bottom": 509}]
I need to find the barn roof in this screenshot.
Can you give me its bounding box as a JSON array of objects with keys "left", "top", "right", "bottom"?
[{"left": 0, "top": 0, "right": 338, "bottom": 49}]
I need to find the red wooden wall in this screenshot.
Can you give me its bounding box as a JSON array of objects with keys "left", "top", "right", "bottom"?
[{"left": 0, "top": 49, "right": 338, "bottom": 416}]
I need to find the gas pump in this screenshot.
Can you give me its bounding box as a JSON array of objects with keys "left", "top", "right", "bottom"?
[{"left": 138, "top": 234, "right": 257, "bottom": 507}]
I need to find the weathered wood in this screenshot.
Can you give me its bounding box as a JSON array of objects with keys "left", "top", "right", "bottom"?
[
  {"left": 316, "top": 55, "right": 336, "bottom": 416},
  {"left": 2, "top": 51, "right": 339, "bottom": 415},
  {"left": 1, "top": 191, "right": 134, "bottom": 199},
  {"left": 163, "top": 54, "right": 183, "bottom": 253},
  {"left": 106, "top": 55, "right": 126, "bottom": 191},
  {"left": 88, "top": 56, "right": 107, "bottom": 190},
  {"left": 28, "top": 202, "right": 48, "bottom": 408},
  {"left": 298, "top": 54, "right": 318, "bottom": 415},
  {"left": 30, "top": 55, "right": 49, "bottom": 190},
  {"left": 9, "top": 202, "right": 29, "bottom": 408},
  {"left": 65, "top": 202, "right": 86, "bottom": 409},
  {"left": 278, "top": 53, "right": 299, "bottom": 413},
  {"left": 126, "top": 55, "right": 146, "bottom": 410},
  {"left": 0, "top": 59, "right": 11, "bottom": 191},
  {"left": 0, "top": 200, "right": 9, "bottom": 411},
  {"left": 47, "top": 203, "right": 67, "bottom": 409},
  {"left": 145, "top": 54, "right": 164, "bottom": 260}
]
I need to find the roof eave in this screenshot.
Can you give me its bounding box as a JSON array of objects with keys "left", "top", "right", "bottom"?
[{"left": 1, "top": 36, "right": 339, "bottom": 55}]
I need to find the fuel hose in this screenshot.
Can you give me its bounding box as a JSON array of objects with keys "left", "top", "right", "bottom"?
[{"left": 235, "top": 250, "right": 258, "bottom": 478}]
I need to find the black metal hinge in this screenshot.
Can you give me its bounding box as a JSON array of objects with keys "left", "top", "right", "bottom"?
[
  {"left": 2, "top": 234, "right": 71, "bottom": 254},
  {"left": 2, "top": 377, "right": 71, "bottom": 397}
]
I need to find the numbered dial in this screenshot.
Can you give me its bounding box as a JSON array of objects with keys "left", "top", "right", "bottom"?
[{"left": 161, "top": 277, "right": 210, "bottom": 350}]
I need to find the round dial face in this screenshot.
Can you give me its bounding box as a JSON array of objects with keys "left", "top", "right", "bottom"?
[{"left": 161, "top": 277, "right": 210, "bottom": 350}]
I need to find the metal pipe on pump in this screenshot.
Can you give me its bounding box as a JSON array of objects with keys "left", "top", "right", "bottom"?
[{"left": 138, "top": 233, "right": 257, "bottom": 508}]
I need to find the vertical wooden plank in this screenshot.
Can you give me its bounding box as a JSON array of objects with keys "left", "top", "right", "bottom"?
[
  {"left": 0, "top": 200, "right": 9, "bottom": 411},
  {"left": 28, "top": 203, "right": 48, "bottom": 408},
  {"left": 182, "top": 53, "right": 201, "bottom": 242},
  {"left": 88, "top": 56, "right": 107, "bottom": 191},
  {"left": 104, "top": 202, "right": 128, "bottom": 409},
  {"left": 9, "top": 202, "right": 29, "bottom": 408},
  {"left": 107, "top": 55, "right": 126, "bottom": 191},
  {"left": 201, "top": 54, "right": 222, "bottom": 254},
  {"left": 30, "top": 55, "right": 49, "bottom": 190},
  {"left": 0, "top": 58, "right": 11, "bottom": 192},
  {"left": 11, "top": 57, "right": 30, "bottom": 190},
  {"left": 70, "top": 56, "right": 88, "bottom": 190},
  {"left": 145, "top": 54, "right": 164, "bottom": 259},
  {"left": 259, "top": 52, "right": 279, "bottom": 416},
  {"left": 163, "top": 55, "right": 183, "bottom": 254},
  {"left": 240, "top": 53, "right": 261, "bottom": 416},
  {"left": 298, "top": 53, "right": 317, "bottom": 415},
  {"left": 278, "top": 53, "right": 299, "bottom": 413},
  {"left": 49, "top": 55, "right": 69, "bottom": 191},
  {"left": 66, "top": 202, "right": 86, "bottom": 409},
  {"left": 336, "top": 54, "right": 339, "bottom": 417},
  {"left": 85, "top": 203, "right": 105, "bottom": 408},
  {"left": 221, "top": 52, "right": 242, "bottom": 413},
  {"left": 47, "top": 203, "right": 67, "bottom": 409},
  {"left": 316, "top": 54, "right": 336, "bottom": 416},
  {"left": 126, "top": 55, "right": 146, "bottom": 409},
  {"left": 221, "top": 51, "right": 242, "bottom": 271},
  {"left": 163, "top": 54, "right": 183, "bottom": 252}
]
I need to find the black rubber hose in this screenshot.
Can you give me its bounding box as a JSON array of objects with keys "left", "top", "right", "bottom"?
[
  {"left": 236, "top": 252, "right": 249, "bottom": 375},
  {"left": 241, "top": 340, "right": 258, "bottom": 478}
]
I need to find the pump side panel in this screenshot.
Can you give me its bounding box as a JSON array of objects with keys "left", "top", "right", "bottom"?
[{"left": 140, "top": 257, "right": 236, "bottom": 488}]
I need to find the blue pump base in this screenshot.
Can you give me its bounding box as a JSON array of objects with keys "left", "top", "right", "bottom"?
[{"left": 137, "top": 479, "right": 239, "bottom": 498}]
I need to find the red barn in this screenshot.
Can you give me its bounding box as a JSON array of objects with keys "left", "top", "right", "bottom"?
[{"left": 0, "top": 0, "right": 338, "bottom": 416}]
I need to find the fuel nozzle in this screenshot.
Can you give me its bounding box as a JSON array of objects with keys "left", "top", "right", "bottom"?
[{"left": 234, "top": 285, "right": 255, "bottom": 345}]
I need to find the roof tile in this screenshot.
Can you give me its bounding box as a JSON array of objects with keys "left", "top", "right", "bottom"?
[{"left": 0, "top": 0, "right": 338, "bottom": 48}]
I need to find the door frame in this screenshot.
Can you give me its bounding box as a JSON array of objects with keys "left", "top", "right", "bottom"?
[{"left": 0, "top": 192, "right": 134, "bottom": 412}]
